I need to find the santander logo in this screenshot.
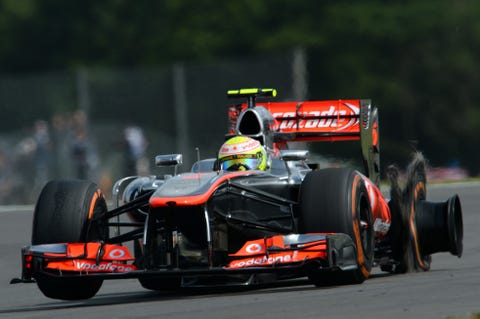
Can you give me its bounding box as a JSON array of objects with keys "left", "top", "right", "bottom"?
[{"left": 272, "top": 103, "right": 360, "bottom": 131}]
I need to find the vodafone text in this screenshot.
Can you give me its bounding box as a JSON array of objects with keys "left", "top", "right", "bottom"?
[
  {"left": 230, "top": 254, "right": 293, "bottom": 268},
  {"left": 74, "top": 261, "right": 134, "bottom": 273}
]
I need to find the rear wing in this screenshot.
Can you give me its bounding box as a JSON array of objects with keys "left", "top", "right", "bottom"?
[{"left": 226, "top": 88, "right": 380, "bottom": 185}]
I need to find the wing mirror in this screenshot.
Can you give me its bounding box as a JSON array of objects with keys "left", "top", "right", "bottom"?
[
  {"left": 155, "top": 154, "right": 183, "bottom": 175},
  {"left": 279, "top": 150, "right": 308, "bottom": 161}
]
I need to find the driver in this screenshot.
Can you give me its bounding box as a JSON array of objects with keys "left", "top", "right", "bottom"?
[{"left": 218, "top": 136, "right": 267, "bottom": 171}]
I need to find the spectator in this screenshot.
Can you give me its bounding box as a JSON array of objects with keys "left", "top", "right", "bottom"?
[
  {"left": 70, "top": 110, "right": 98, "bottom": 179},
  {"left": 123, "top": 125, "right": 149, "bottom": 176},
  {"left": 50, "top": 113, "right": 70, "bottom": 179},
  {"left": 0, "top": 149, "right": 13, "bottom": 203},
  {"left": 32, "top": 120, "right": 51, "bottom": 191}
]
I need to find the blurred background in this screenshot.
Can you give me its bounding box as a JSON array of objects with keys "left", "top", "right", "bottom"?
[{"left": 0, "top": 0, "right": 477, "bottom": 204}]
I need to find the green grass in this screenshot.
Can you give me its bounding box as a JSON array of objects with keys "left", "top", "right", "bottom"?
[{"left": 448, "top": 314, "right": 480, "bottom": 319}]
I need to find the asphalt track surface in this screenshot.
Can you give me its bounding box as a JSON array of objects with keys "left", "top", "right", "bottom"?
[{"left": 1, "top": 183, "right": 479, "bottom": 319}]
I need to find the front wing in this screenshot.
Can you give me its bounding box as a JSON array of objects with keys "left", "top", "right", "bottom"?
[{"left": 14, "top": 233, "right": 358, "bottom": 284}]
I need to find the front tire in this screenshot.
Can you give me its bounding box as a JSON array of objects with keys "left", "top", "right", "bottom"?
[
  {"left": 32, "top": 180, "right": 108, "bottom": 300},
  {"left": 299, "top": 168, "right": 374, "bottom": 285}
]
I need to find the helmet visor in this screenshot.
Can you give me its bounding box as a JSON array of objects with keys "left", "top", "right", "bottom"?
[{"left": 219, "top": 154, "right": 259, "bottom": 171}]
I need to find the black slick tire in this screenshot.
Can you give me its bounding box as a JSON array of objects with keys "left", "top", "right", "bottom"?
[
  {"left": 299, "top": 168, "right": 374, "bottom": 285},
  {"left": 32, "top": 180, "right": 108, "bottom": 300}
]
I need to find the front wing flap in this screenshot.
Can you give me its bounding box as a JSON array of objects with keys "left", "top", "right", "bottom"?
[
  {"left": 227, "top": 233, "right": 357, "bottom": 271},
  {"left": 13, "top": 233, "right": 358, "bottom": 283},
  {"left": 16, "top": 243, "right": 137, "bottom": 283}
]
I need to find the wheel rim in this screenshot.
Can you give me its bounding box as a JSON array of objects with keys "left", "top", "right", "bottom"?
[
  {"left": 410, "top": 181, "right": 431, "bottom": 270},
  {"left": 358, "top": 193, "right": 373, "bottom": 262}
]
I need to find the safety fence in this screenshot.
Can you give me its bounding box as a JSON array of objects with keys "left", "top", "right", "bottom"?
[{"left": 0, "top": 50, "right": 307, "bottom": 204}]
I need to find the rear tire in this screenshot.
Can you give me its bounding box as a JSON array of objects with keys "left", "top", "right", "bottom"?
[
  {"left": 299, "top": 168, "right": 374, "bottom": 285},
  {"left": 32, "top": 180, "right": 108, "bottom": 300},
  {"left": 397, "top": 154, "right": 431, "bottom": 272}
]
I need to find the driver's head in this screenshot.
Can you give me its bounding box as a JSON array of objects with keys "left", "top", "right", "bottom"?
[{"left": 218, "top": 136, "right": 267, "bottom": 171}]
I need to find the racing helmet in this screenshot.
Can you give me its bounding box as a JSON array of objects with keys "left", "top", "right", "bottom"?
[{"left": 218, "top": 136, "right": 267, "bottom": 171}]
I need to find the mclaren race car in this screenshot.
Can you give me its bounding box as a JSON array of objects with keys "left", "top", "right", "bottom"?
[{"left": 12, "top": 88, "right": 463, "bottom": 300}]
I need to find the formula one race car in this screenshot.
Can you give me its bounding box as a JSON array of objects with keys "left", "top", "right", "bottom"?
[{"left": 12, "top": 88, "right": 463, "bottom": 300}]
